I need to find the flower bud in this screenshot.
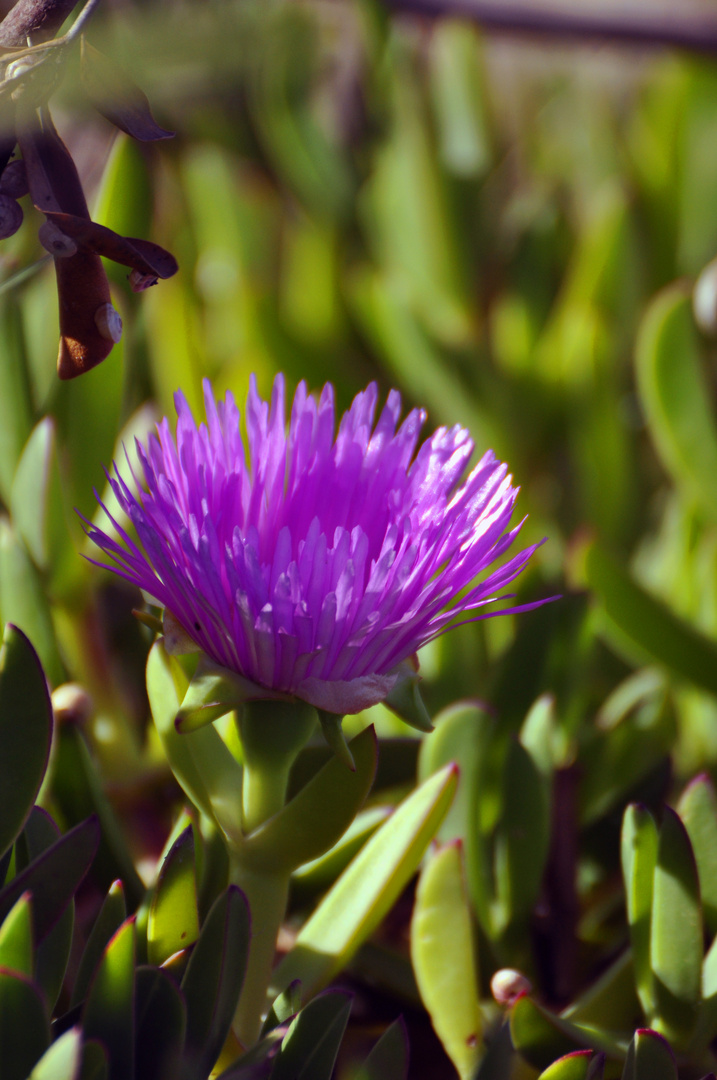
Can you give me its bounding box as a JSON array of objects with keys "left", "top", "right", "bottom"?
[
  {"left": 0, "top": 193, "right": 22, "bottom": 239},
  {"left": 490, "top": 968, "right": 532, "bottom": 1007},
  {"left": 0, "top": 159, "right": 28, "bottom": 199},
  {"left": 38, "top": 219, "right": 77, "bottom": 257},
  {"left": 694, "top": 257, "right": 717, "bottom": 336},
  {"left": 94, "top": 302, "right": 123, "bottom": 343},
  {"left": 51, "top": 682, "right": 94, "bottom": 728}
]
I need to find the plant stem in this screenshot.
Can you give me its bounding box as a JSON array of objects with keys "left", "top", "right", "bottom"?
[
  {"left": 230, "top": 699, "right": 317, "bottom": 1045},
  {"left": 230, "top": 861, "right": 291, "bottom": 1048},
  {"left": 382, "top": 0, "right": 717, "bottom": 57}
]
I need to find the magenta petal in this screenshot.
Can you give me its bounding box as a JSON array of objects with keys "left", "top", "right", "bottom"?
[{"left": 87, "top": 375, "right": 548, "bottom": 712}]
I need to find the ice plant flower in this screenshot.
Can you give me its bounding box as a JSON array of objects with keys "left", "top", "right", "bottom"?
[{"left": 87, "top": 376, "right": 544, "bottom": 715}]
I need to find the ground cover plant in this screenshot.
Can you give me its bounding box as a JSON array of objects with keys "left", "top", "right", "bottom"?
[{"left": 2, "top": 0, "right": 717, "bottom": 1077}]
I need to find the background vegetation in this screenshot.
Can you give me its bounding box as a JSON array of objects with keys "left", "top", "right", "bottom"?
[{"left": 3, "top": 2, "right": 717, "bottom": 1077}]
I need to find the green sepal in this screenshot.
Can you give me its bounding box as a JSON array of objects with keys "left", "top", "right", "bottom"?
[
  {"left": 147, "top": 825, "right": 200, "bottom": 967},
  {"left": 317, "top": 710, "right": 355, "bottom": 770},
  {"left": 384, "top": 669, "right": 433, "bottom": 732},
  {"left": 621, "top": 1028, "right": 677, "bottom": 1080},
  {"left": 175, "top": 654, "right": 283, "bottom": 733},
  {"left": 147, "top": 641, "right": 244, "bottom": 847}
]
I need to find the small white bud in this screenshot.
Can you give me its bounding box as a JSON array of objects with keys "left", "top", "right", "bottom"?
[
  {"left": 94, "top": 302, "right": 123, "bottom": 343},
  {"left": 38, "top": 219, "right": 77, "bottom": 257},
  {"left": 0, "top": 193, "right": 22, "bottom": 239},
  {"left": 0, "top": 159, "right": 28, "bottom": 199},
  {"left": 51, "top": 682, "right": 93, "bottom": 728},
  {"left": 490, "top": 968, "right": 532, "bottom": 1007},
  {"left": 694, "top": 257, "right": 717, "bottom": 336}
]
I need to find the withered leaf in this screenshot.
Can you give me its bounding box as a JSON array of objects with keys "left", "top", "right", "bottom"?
[
  {"left": 41, "top": 209, "right": 178, "bottom": 280},
  {"left": 17, "top": 108, "right": 90, "bottom": 216},
  {"left": 55, "top": 249, "right": 114, "bottom": 379},
  {"left": 80, "top": 39, "right": 174, "bottom": 142}
]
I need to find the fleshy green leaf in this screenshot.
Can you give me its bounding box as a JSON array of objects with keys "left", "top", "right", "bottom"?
[
  {"left": 353, "top": 1017, "right": 409, "bottom": 1080},
  {"left": 28, "top": 1027, "right": 83, "bottom": 1080},
  {"left": 0, "top": 968, "right": 50, "bottom": 1080},
  {"left": 621, "top": 804, "right": 659, "bottom": 1019},
  {"left": 0, "top": 623, "right": 53, "bottom": 860},
  {"left": 621, "top": 1028, "right": 677, "bottom": 1080},
  {"left": 0, "top": 816, "right": 99, "bottom": 945},
  {"left": 181, "top": 885, "right": 250, "bottom": 1078},
  {"left": 635, "top": 283, "right": 717, "bottom": 522},
  {"left": 271, "top": 763, "right": 458, "bottom": 999},
  {"left": 148, "top": 825, "right": 200, "bottom": 967},
  {"left": 583, "top": 540, "right": 717, "bottom": 699},
  {"left": 0, "top": 301, "right": 33, "bottom": 505},
  {"left": 12, "top": 808, "right": 74, "bottom": 1011},
  {"left": 72, "top": 880, "right": 126, "bottom": 1008},
  {"left": 411, "top": 842, "right": 481, "bottom": 1079},
  {"left": 0, "top": 524, "right": 64, "bottom": 685},
  {"left": 261, "top": 979, "right": 302, "bottom": 1036},
  {"left": 417, "top": 701, "right": 488, "bottom": 844},
  {"left": 651, "top": 808, "right": 702, "bottom": 1048},
  {"left": 677, "top": 775, "right": 717, "bottom": 935},
  {"left": 538, "top": 1050, "right": 598, "bottom": 1080},
  {"left": 52, "top": 727, "right": 145, "bottom": 908},
  {"left": 78, "top": 1041, "right": 108, "bottom": 1080},
  {"left": 494, "top": 738, "right": 550, "bottom": 931},
  {"left": 270, "top": 991, "right": 352, "bottom": 1080},
  {"left": 175, "top": 655, "right": 268, "bottom": 733},
  {"left": 135, "top": 966, "right": 187, "bottom": 1080},
  {"left": 147, "top": 641, "right": 244, "bottom": 846},
  {"left": 11, "top": 417, "right": 67, "bottom": 574},
  {"left": 82, "top": 918, "right": 136, "bottom": 1080},
  {"left": 239, "top": 725, "right": 377, "bottom": 873},
  {"left": 290, "top": 805, "right": 391, "bottom": 902},
  {"left": 0, "top": 892, "right": 32, "bottom": 977},
  {"left": 509, "top": 995, "right": 624, "bottom": 1072}
]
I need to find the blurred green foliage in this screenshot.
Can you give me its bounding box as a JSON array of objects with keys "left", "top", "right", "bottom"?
[{"left": 4, "top": 1, "right": 717, "bottom": 1076}]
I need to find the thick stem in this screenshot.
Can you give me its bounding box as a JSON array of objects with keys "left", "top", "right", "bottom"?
[
  {"left": 382, "top": 0, "right": 717, "bottom": 57},
  {"left": 0, "top": 0, "right": 81, "bottom": 46},
  {"left": 241, "top": 758, "right": 293, "bottom": 835},
  {"left": 230, "top": 699, "right": 317, "bottom": 1045},
  {"left": 231, "top": 862, "right": 290, "bottom": 1048}
]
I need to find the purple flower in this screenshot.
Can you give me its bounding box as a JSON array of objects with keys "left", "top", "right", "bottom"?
[{"left": 87, "top": 376, "right": 545, "bottom": 715}]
